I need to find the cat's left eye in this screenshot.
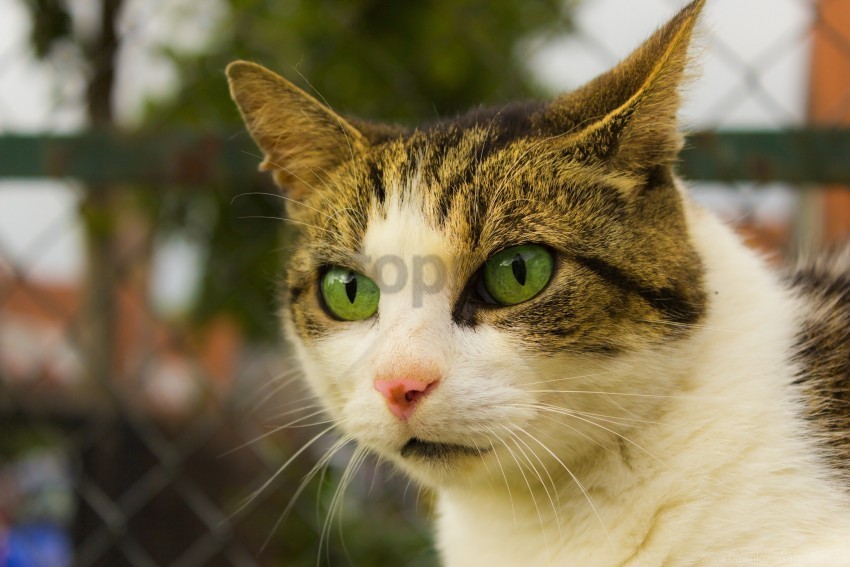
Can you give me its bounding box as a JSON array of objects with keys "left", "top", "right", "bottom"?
[
  {"left": 321, "top": 267, "right": 380, "bottom": 321},
  {"left": 480, "top": 244, "right": 554, "bottom": 306}
]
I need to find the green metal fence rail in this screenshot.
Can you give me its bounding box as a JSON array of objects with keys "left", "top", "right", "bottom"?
[{"left": 2, "top": 129, "right": 850, "bottom": 186}]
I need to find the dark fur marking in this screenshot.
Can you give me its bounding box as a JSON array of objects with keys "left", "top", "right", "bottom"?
[
  {"left": 433, "top": 146, "right": 478, "bottom": 225},
  {"left": 467, "top": 185, "right": 491, "bottom": 249},
  {"left": 289, "top": 284, "right": 305, "bottom": 304},
  {"left": 451, "top": 274, "right": 485, "bottom": 328},
  {"left": 643, "top": 164, "right": 674, "bottom": 192},
  {"left": 423, "top": 101, "right": 546, "bottom": 142},
  {"left": 436, "top": 184, "right": 458, "bottom": 225},
  {"left": 789, "top": 260, "right": 850, "bottom": 478},
  {"left": 400, "top": 437, "right": 487, "bottom": 459},
  {"left": 368, "top": 161, "right": 386, "bottom": 205},
  {"left": 791, "top": 270, "right": 850, "bottom": 298},
  {"left": 573, "top": 255, "right": 701, "bottom": 325},
  {"left": 427, "top": 103, "right": 554, "bottom": 226}
]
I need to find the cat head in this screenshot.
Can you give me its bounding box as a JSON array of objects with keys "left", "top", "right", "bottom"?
[{"left": 227, "top": 0, "right": 707, "bottom": 487}]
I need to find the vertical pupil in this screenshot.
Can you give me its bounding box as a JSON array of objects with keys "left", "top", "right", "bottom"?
[
  {"left": 344, "top": 273, "right": 358, "bottom": 303},
  {"left": 511, "top": 254, "right": 527, "bottom": 286}
]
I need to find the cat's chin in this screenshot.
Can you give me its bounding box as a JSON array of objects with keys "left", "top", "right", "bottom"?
[
  {"left": 400, "top": 437, "right": 490, "bottom": 460},
  {"left": 388, "top": 437, "right": 493, "bottom": 487}
]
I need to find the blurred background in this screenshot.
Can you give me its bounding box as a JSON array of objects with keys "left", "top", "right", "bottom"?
[{"left": 1, "top": 0, "right": 850, "bottom": 565}]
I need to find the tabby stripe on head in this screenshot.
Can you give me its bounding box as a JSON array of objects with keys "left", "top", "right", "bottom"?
[
  {"left": 289, "top": 284, "right": 306, "bottom": 305},
  {"left": 433, "top": 150, "right": 480, "bottom": 226},
  {"left": 573, "top": 255, "right": 702, "bottom": 325},
  {"left": 368, "top": 161, "right": 386, "bottom": 206}
]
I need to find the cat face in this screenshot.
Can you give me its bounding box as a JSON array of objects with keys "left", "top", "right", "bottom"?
[{"left": 228, "top": 0, "right": 707, "bottom": 487}]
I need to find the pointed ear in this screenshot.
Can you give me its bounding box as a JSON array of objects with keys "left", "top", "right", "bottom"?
[
  {"left": 544, "top": 0, "right": 705, "bottom": 172},
  {"left": 226, "top": 61, "right": 368, "bottom": 199}
]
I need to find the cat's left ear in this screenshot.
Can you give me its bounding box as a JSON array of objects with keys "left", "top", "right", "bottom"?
[{"left": 544, "top": 0, "right": 705, "bottom": 172}]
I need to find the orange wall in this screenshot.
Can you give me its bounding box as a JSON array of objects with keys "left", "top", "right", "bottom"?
[{"left": 809, "top": 0, "right": 850, "bottom": 243}]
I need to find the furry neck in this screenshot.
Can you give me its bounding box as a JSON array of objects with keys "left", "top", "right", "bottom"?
[{"left": 434, "top": 195, "right": 850, "bottom": 567}]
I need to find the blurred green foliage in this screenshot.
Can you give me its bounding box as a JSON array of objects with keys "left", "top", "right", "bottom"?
[
  {"left": 153, "top": 0, "right": 574, "bottom": 126},
  {"left": 26, "top": 0, "right": 73, "bottom": 58}
]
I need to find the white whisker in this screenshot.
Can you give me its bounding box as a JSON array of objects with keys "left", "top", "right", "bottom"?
[
  {"left": 530, "top": 402, "right": 660, "bottom": 427},
  {"left": 511, "top": 423, "right": 614, "bottom": 553},
  {"left": 498, "top": 426, "right": 552, "bottom": 561},
  {"left": 526, "top": 404, "right": 667, "bottom": 468},
  {"left": 522, "top": 371, "right": 611, "bottom": 386},
  {"left": 319, "top": 445, "right": 369, "bottom": 567},
  {"left": 260, "top": 434, "right": 354, "bottom": 553},
  {"left": 219, "top": 408, "right": 333, "bottom": 458},
  {"left": 527, "top": 389, "right": 708, "bottom": 400},
  {"left": 231, "top": 191, "right": 335, "bottom": 221},
  {"left": 483, "top": 425, "right": 519, "bottom": 527},
  {"left": 230, "top": 423, "right": 339, "bottom": 520},
  {"left": 502, "top": 425, "right": 563, "bottom": 539}
]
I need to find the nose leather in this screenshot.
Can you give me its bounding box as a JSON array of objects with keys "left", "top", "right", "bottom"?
[{"left": 373, "top": 377, "right": 439, "bottom": 421}]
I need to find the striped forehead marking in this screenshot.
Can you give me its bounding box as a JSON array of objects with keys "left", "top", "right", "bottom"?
[{"left": 362, "top": 185, "right": 451, "bottom": 269}]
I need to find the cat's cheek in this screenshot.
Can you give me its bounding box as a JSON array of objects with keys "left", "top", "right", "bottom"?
[
  {"left": 284, "top": 335, "right": 342, "bottom": 418},
  {"left": 283, "top": 314, "right": 370, "bottom": 421}
]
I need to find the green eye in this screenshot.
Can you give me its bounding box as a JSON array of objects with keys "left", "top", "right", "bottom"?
[
  {"left": 483, "top": 244, "right": 554, "bottom": 306},
  {"left": 321, "top": 267, "right": 380, "bottom": 321}
]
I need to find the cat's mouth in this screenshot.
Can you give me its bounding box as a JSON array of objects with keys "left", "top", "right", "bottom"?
[{"left": 400, "top": 437, "right": 489, "bottom": 460}]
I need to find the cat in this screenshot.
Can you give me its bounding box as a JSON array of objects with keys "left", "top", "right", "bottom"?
[{"left": 226, "top": 0, "right": 850, "bottom": 565}]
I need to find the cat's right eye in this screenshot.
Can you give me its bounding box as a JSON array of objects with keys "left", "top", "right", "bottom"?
[{"left": 320, "top": 267, "right": 380, "bottom": 321}]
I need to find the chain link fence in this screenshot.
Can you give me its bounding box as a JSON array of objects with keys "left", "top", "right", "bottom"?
[{"left": 1, "top": 0, "right": 850, "bottom": 565}]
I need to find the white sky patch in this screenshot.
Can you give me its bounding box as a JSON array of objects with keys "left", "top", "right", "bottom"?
[
  {"left": 0, "top": 181, "right": 84, "bottom": 284},
  {"left": 114, "top": 0, "right": 228, "bottom": 126},
  {"left": 527, "top": 0, "right": 812, "bottom": 128},
  {"left": 0, "top": 0, "right": 86, "bottom": 132},
  {"left": 150, "top": 232, "right": 206, "bottom": 316}
]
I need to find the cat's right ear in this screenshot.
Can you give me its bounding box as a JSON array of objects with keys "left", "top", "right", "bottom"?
[{"left": 226, "top": 61, "right": 368, "bottom": 200}]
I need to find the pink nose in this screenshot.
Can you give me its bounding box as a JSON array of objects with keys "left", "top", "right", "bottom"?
[{"left": 373, "top": 377, "right": 439, "bottom": 421}]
